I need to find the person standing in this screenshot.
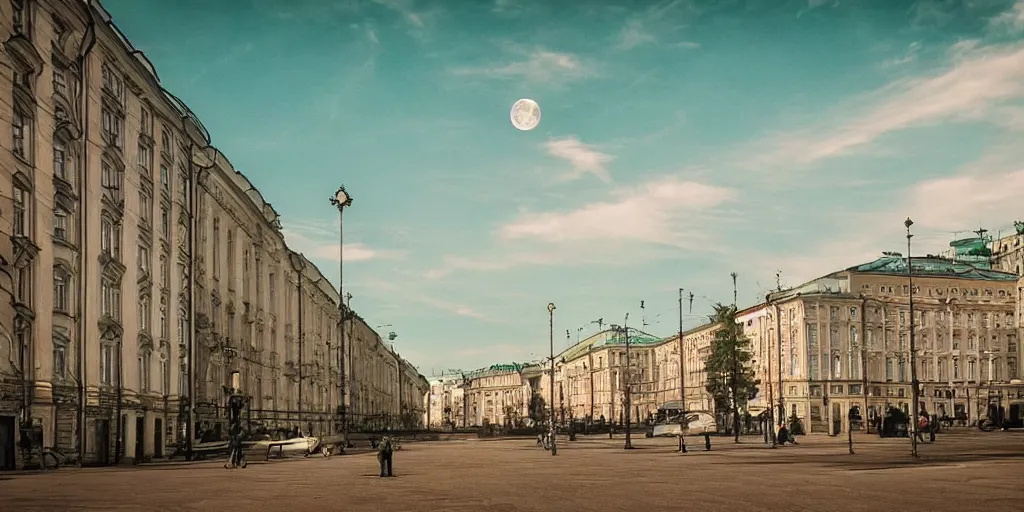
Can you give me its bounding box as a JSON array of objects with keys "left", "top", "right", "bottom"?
[{"left": 377, "top": 429, "right": 395, "bottom": 477}]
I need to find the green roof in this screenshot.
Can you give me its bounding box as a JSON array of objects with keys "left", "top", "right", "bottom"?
[
  {"left": 848, "top": 256, "right": 1018, "bottom": 282},
  {"left": 464, "top": 363, "right": 524, "bottom": 379}
]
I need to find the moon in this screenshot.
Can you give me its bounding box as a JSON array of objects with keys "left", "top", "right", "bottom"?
[{"left": 510, "top": 98, "right": 541, "bottom": 131}]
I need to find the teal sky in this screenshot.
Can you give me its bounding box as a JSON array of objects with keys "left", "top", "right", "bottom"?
[{"left": 103, "top": 0, "right": 1024, "bottom": 373}]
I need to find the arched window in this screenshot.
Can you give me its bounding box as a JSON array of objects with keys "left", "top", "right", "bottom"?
[
  {"left": 53, "top": 267, "right": 69, "bottom": 312},
  {"left": 53, "top": 140, "right": 67, "bottom": 180}
]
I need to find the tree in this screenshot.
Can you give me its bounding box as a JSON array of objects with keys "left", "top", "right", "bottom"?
[
  {"left": 704, "top": 303, "right": 760, "bottom": 443},
  {"left": 528, "top": 392, "right": 548, "bottom": 425}
]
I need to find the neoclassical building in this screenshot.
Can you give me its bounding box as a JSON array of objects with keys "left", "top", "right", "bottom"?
[{"left": 0, "top": 0, "right": 427, "bottom": 470}]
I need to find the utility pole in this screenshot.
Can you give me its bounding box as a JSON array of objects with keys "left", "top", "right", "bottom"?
[
  {"left": 731, "top": 272, "right": 740, "bottom": 443},
  {"left": 906, "top": 218, "right": 920, "bottom": 458},
  {"left": 678, "top": 288, "right": 685, "bottom": 406},
  {"left": 623, "top": 313, "right": 634, "bottom": 449}
]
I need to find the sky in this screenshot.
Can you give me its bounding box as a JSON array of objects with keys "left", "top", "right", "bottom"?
[{"left": 102, "top": 0, "right": 1024, "bottom": 375}]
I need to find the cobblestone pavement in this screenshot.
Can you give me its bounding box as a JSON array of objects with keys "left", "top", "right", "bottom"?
[{"left": 2, "top": 430, "right": 1022, "bottom": 512}]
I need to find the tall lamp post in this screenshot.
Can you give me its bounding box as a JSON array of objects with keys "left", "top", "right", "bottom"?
[
  {"left": 905, "top": 217, "right": 920, "bottom": 458},
  {"left": 330, "top": 186, "right": 353, "bottom": 438},
  {"left": 678, "top": 288, "right": 686, "bottom": 406},
  {"left": 547, "top": 303, "right": 558, "bottom": 456},
  {"left": 612, "top": 316, "right": 635, "bottom": 450}
]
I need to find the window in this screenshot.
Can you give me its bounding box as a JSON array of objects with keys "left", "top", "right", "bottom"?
[
  {"left": 53, "top": 141, "right": 67, "bottom": 179},
  {"left": 53, "top": 342, "right": 67, "bottom": 380},
  {"left": 12, "top": 0, "right": 25, "bottom": 35},
  {"left": 12, "top": 108, "right": 26, "bottom": 158},
  {"left": 138, "top": 142, "right": 151, "bottom": 171},
  {"left": 898, "top": 359, "right": 906, "bottom": 382},
  {"left": 227, "top": 231, "right": 235, "bottom": 287},
  {"left": 15, "top": 266, "right": 31, "bottom": 303},
  {"left": 178, "top": 173, "right": 188, "bottom": 206},
  {"left": 139, "top": 191, "right": 151, "bottom": 225},
  {"left": 100, "top": 107, "right": 123, "bottom": 149},
  {"left": 160, "top": 206, "right": 170, "bottom": 236},
  {"left": 139, "top": 296, "right": 150, "bottom": 332},
  {"left": 101, "top": 161, "right": 119, "bottom": 191},
  {"left": 968, "top": 359, "right": 976, "bottom": 381},
  {"left": 141, "top": 108, "right": 151, "bottom": 135},
  {"left": 1010, "top": 359, "right": 1018, "bottom": 380},
  {"left": 101, "top": 278, "right": 121, "bottom": 320},
  {"left": 101, "top": 217, "right": 113, "bottom": 254},
  {"left": 53, "top": 208, "right": 68, "bottom": 240},
  {"left": 53, "top": 65, "right": 67, "bottom": 96},
  {"left": 159, "top": 254, "right": 169, "bottom": 288},
  {"left": 178, "top": 311, "right": 188, "bottom": 347},
  {"left": 160, "top": 356, "right": 169, "bottom": 395},
  {"left": 832, "top": 354, "right": 841, "bottom": 379},
  {"left": 160, "top": 129, "right": 170, "bottom": 155},
  {"left": 849, "top": 307, "right": 858, "bottom": 320},
  {"left": 139, "top": 352, "right": 151, "bottom": 393},
  {"left": 160, "top": 165, "right": 169, "bottom": 192},
  {"left": 885, "top": 358, "right": 894, "bottom": 381},
  {"left": 138, "top": 245, "right": 150, "bottom": 273},
  {"left": 100, "top": 63, "right": 124, "bottom": 103},
  {"left": 243, "top": 249, "right": 250, "bottom": 297},
  {"left": 100, "top": 342, "right": 116, "bottom": 386},
  {"left": 213, "top": 219, "right": 220, "bottom": 279},
  {"left": 159, "top": 296, "right": 168, "bottom": 338},
  {"left": 53, "top": 268, "right": 69, "bottom": 311}
]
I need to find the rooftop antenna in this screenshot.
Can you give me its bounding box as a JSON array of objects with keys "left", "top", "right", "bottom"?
[
  {"left": 591, "top": 318, "right": 604, "bottom": 332},
  {"left": 776, "top": 270, "right": 783, "bottom": 293},
  {"left": 688, "top": 292, "right": 694, "bottom": 314}
]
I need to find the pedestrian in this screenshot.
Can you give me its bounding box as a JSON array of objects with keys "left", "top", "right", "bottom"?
[
  {"left": 377, "top": 429, "right": 395, "bottom": 478},
  {"left": 915, "top": 411, "right": 929, "bottom": 443}
]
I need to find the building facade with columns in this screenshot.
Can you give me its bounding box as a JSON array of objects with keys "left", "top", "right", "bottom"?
[
  {"left": 990, "top": 222, "right": 1024, "bottom": 276},
  {"left": 759, "top": 252, "right": 1020, "bottom": 435},
  {"left": 0, "top": 0, "right": 427, "bottom": 470},
  {"left": 460, "top": 364, "right": 531, "bottom": 428},
  {"left": 425, "top": 374, "right": 465, "bottom": 429}
]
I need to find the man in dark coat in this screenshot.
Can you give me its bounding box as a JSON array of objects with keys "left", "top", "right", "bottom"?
[{"left": 377, "top": 429, "right": 395, "bottom": 477}]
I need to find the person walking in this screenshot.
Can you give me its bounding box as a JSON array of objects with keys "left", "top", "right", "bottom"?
[{"left": 377, "top": 429, "right": 395, "bottom": 477}]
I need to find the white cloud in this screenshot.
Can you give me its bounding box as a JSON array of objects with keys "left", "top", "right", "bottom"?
[
  {"left": 543, "top": 136, "right": 614, "bottom": 182},
  {"left": 617, "top": 19, "right": 655, "bottom": 51},
  {"left": 761, "top": 164, "right": 1024, "bottom": 287},
  {"left": 451, "top": 47, "right": 594, "bottom": 84},
  {"left": 881, "top": 41, "right": 921, "bottom": 68},
  {"left": 744, "top": 39, "right": 1024, "bottom": 169},
  {"left": 412, "top": 294, "right": 489, "bottom": 320},
  {"left": 990, "top": 0, "right": 1024, "bottom": 34},
  {"left": 372, "top": 0, "right": 425, "bottom": 27},
  {"left": 499, "top": 176, "right": 736, "bottom": 246},
  {"left": 281, "top": 224, "right": 404, "bottom": 263}
]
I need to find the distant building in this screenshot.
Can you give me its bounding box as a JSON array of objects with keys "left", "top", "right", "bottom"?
[
  {"left": 760, "top": 248, "right": 1019, "bottom": 434},
  {"left": 990, "top": 221, "right": 1024, "bottom": 275}
]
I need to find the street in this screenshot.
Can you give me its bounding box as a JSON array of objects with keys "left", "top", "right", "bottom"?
[{"left": 2, "top": 430, "right": 1023, "bottom": 512}]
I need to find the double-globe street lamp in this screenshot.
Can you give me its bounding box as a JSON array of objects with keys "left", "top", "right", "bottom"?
[
  {"left": 330, "top": 186, "right": 354, "bottom": 439},
  {"left": 547, "top": 302, "right": 558, "bottom": 456}
]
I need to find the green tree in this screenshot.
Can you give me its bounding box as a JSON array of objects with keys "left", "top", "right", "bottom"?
[
  {"left": 704, "top": 303, "right": 760, "bottom": 443},
  {"left": 528, "top": 393, "right": 548, "bottom": 425}
]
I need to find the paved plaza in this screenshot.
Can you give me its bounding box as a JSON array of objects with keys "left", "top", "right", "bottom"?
[{"left": 2, "top": 430, "right": 1023, "bottom": 511}]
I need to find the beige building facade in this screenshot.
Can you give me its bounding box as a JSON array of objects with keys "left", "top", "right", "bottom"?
[
  {"left": 758, "top": 253, "right": 1021, "bottom": 435},
  {"left": 990, "top": 223, "right": 1024, "bottom": 276},
  {"left": 0, "top": 0, "right": 427, "bottom": 470}
]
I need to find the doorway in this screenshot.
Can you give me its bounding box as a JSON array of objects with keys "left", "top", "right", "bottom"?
[
  {"left": 831, "top": 402, "right": 842, "bottom": 435},
  {"left": 134, "top": 417, "right": 145, "bottom": 462},
  {"left": 0, "top": 416, "right": 15, "bottom": 470},
  {"left": 95, "top": 419, "right": 110, "bottom": 466},
  {"left": 154, "top": 418, "right": 163, "bottom": 459}
]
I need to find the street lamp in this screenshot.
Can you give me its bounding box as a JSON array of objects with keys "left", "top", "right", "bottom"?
[
  {"left": 905, "top": 217, "right": 921, "bottom": 458},
  {"left": 547, "top": 302, "right": 557, "bottom": 456},
  {"left": 611, "top": 317, "right": 635, "bottom": 450},
  {"left": 329, "top": 186, "right": 353, "bottom": 438}
]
